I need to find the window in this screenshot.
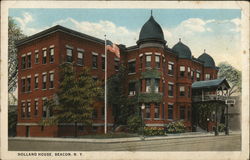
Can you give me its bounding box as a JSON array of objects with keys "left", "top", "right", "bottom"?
[
  {"left": 128, "top": 61, "right": 135, "bottom": 73},
  {"left": 155, "top": 55, "right": 160, "bottom": 68},
  {"left": 42, "top": 99, "right": 47, "bottom": 118},
  {"left": 140, "top": 56, "right": 143, "bottom": 69},
  {"left": 34, "top": 76, "right": 38, "bottom": 89},
  {"left": 92, "top": 54, "right": 98, "bottom": 68},
  {"left": 35, "top": 52, "right": 39, "bottom": 63},
  {"left": 27, "top": 77, "right": 31, "bottom": 92},
  {"left": 27, "top": 102, "right": 31, "bottom": 117},
  {"left": 21, "top": 79, "right": 25, "bottom": 92},
  {"left": 188, "top": 86, "right": 191, "bottom": 98},
  {"left": 146, "top": 79, "right": 151, "bottom": 92},
  {"left": 180, "top": 66, "right": 185, "bottom": 77},
  {"left": 146, "top": 55, "right": 151, "bottom": 68},
  {"left": 128, "top": 82, "right": 136, "bottom": 96},
  {"left": 50, "top": 48, "right": 54, "bottom": 63},
  {"left": 180, "top": 106, "right": 185, "bottom": 120},
  {"left": 21, "top": 102, "right": 26, "bottom": 118},
  {"left": 154, "top": 105, "right": 160, "bottom": 119},
  {"left": 42, "top": 50, "right": 47, "bottom": 64},
  {"left": 27, "top": 55, "right": 31, "bottom": 68},
  {"left": 168, "top": 63, "right": 174, "bottom": 75},
  {"left": 77, "top": 51, "right": 83, "bottom": 65},
  {"left": 205, "top": 74, "right": 211, "bottom": 80},
  {"left": 168, "top": 104, "right": 173, "bottom": 120},
  {"left": 101, "top": 57, "right": 105, "bottom": 70},
  {"left": 114, "top": 59, "right": 119, "bottom": 71},
  {"left": 92, "top": 109, "right": 98, "bottom": 119},
  {"left": 42, "top": 74, "right": 47, "bottom": 89},
  {"left": 191, "top": 70, "right": 194, "bottom": 80},
  {"left": 34, "top": 100, "right": 38, "bottom": 116},
  {"left": 196, "top": 72, "right": 201, "bottom": 81},
  {"left": 101, "top": 107, "right": 105, "bottom": 119},
  {"left": 179, "top": 86, "right": 185, "bottom": 96},
  {"left": 66, "top": 49, "right": 73, "bottom": 63},
  {"left": 168, "top": 84, "right": 174, "bottom": 97},
  {"left": 21, "top": 56, "right": 26, "bottom": 69},
  {"left": 154, "top": 79, "right": 159, "bottom": 93},
  {"left": 187, "top": 108, "right": 191, "bottom": 121},
  {"left": 49, "top": 73, "right": 54, "bottom": 88},
  {"left": 188, "top": 67, "right": 191, "bottom": 77},
  {"left": 145, "top": 104, "right": 150, "bottom": 118}
]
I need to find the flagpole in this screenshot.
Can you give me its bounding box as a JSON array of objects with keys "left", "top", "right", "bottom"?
[{"left": 104, "top": 35, "right": 107, "bottom": 134}]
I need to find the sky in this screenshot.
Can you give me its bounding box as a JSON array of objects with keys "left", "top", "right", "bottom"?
[{"left": 9, "top": 8, "right": 241, "bottom": 70}]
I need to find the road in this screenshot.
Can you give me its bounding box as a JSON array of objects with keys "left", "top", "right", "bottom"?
[{"left": 9, "top": 134, "right": 241, "bottom": 151}]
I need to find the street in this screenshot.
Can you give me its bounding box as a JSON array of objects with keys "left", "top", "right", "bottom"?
[{"left": 9, "top": 133, "right": 241, "bottom": 151}]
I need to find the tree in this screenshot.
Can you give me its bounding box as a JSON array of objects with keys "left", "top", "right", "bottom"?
[
  {"left": 8, "top": 17, "right": 26, "bottom": 93},
  {"left": 42, "top": 63, "right": 103, "bottom": 137},
  {"left": 218, "top": 62, "right": 241, "bottom": 96},
  {"left": 108, "top": 65, "right": 139, "bottom": 128}
]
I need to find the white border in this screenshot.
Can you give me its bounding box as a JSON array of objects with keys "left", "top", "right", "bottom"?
[{"left": 1, "top": 1, "right": 249, "bottom": 160}]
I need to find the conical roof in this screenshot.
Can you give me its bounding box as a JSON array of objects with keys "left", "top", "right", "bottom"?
[
  {"left": 198, "top": 51, "right": 216, "bottom": 68},
  {"left": 137, "top": 15, "right": 166, "bottom": 45},
  {"left": 172, "top": 40, "right": 192, "bottom": 59}
]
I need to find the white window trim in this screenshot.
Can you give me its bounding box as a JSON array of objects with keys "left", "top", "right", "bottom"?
[
  {"left": 92, "top": 52, "right": 98, "bottom": 56},
  {"left": 35, "top": 73, "right": 39, "bottom": 77},
  {"left": 49, "top": 70, "right": 55, "bottom": 73},
  {"left": 168, "top": 103, "right": 174, "bottom": 105},
  {"left": 168, "top": 82, "right": 174, "bottom": 85},
  {"left": 155, "top": 52, "right": 161, "bottom": 56},
  {"left": 168, "top": 61, "right": 174, "bottom": 65},
  {"left": 42, "top": 48, "right": 47, "bottom": 50},
  {"left": 145, "top": 52, "right": 152, "bottom": 55},
  {"left": 65, "top": 45, "right": 73, "bottom": 49},
  {"left": 101, "top": 54, "right": 105, "bottom": 57},
  {"left": 27, "top": 99, "right": 31, "bottom": 102},
  {"left": 27, "top": 52, "right": 32, "bottom": 55},
  {"left": 77, "top": 48, "right": 85, "bottom": 52},
  {"left": 27, "top": 75, "right": 31, "bottom": 78},
  {"left": 50, "top": 45, "right": 55, "bottom": 48},
  {"left": 21, "top": 77, "right": 26, "bottom": 79},
  {"left": 21, "top": 100, "right": 26, "bottom": 103},
  {"left": 21, "top": 54, "right": 26, "bottom": 57},
  {"left": 128, "top": 58, "right": 136, "bottom": 62},
  {"left": 42, "top": 97, "right": 47, "bottom": 100},
  {"left": 34, "top": 98, "right": 39, "bottom": 101},
  {"left": 139, "top": 53, "right": 143, "bottom": 57},
  {"left": 42, "top": 72, "right": 47, "bottom": 75},
  {"left": 35, "top": 50, "right": 39, "bottom": 53}
]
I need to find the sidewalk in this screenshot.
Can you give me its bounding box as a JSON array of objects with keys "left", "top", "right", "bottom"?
[{"left": 9, "top": 131, "right": 241, "bottom": 143}]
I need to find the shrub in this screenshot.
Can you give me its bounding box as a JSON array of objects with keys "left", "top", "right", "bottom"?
[
  {"left": 144, "top": 127, "right": 166, "bottom": 136},
  {"left": 127, "top": 115, "right": 142, "bottom": 133},
  {"left": 165, "top": 121, "right": 186, "bottom": 133},
  {"left": 218, "top": 123, "right": 225, "bottom": 132}
]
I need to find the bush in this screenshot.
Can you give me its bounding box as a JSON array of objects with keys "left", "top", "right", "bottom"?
[
  {"left": 218, "top": 123, "right": 225, "bottom": 132},
  {"left": 165, "top": 121, "right": 186, "bottom": 133},
  {"left": 127, "top": 115, "right": 141, "bottom": 133},
  {"left": 144, "top": 127, "right": 166, "bottom": 136}
]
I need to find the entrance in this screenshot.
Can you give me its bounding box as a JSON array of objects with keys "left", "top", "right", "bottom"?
[{"left": 26, "top": 126, "right": 30, "bottom": 137}]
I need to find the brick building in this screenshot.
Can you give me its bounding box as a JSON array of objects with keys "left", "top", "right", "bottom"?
[{"left": 16, "top": 15, "right": 222, "bottom": 137}]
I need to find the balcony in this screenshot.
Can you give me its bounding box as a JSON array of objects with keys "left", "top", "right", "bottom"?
[{"left": 192, "top": 94, "right": 227, "bottom": 102}]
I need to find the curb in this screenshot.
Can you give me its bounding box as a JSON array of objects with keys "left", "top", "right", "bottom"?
[{"left": 9, "top": 132, "right": 240, "bottom": 143}]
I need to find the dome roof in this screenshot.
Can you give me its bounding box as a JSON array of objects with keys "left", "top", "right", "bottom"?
[
  {"left": 137, "top": 16, "right": 166, "bottom": 45},
  {"left": 172, "top": 40, "right": 192, "bottom": 59},
  {"left": 198, "top": 51, "right": 216, "bottom": 68}
]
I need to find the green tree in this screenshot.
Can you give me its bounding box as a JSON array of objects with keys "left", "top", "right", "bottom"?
[
  {"left": 42, "top": 63, "right": 103, "bottom": 137},
  {"left": 218, "top": 62, "right": 241, "bottom": 96},
  {"left": 108, "top": 65, "right": 139, "bottom": 128},
  {"left": 8, "top": 17, "right": 26, "bottom": 93}
]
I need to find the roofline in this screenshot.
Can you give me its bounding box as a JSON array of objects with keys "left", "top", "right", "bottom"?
[
  {"left": 192, "top": 78, "right": 230, "bottom": 89},
  {"left": 16, "top": 25, "right": 105, "bottom": 47}
]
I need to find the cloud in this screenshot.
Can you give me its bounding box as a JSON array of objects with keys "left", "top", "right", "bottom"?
[
  {"left": 52, "top": 17, "right": 138, "bottom": 46},
  {"left": 13, "top": 12, "right": 47, "bottom": 35}
]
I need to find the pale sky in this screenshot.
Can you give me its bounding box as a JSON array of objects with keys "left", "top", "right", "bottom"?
[{"left": 9, "top": 9, "right": 241, "bottom": 70}]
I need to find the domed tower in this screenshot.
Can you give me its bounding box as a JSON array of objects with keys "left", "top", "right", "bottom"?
[
  {"left": 198, "top": 50, "right": 218, "bottom": 80},
  {"left": 137, "top": 14, "right": 166, "bottom": 49},
  {"left": 172, "top": 39, "right": 192, "bottom": 59}
]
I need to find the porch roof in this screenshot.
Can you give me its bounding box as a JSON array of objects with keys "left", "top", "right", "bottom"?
[{"left": 192, "top": 78, "right": 230, "bottom": 89}]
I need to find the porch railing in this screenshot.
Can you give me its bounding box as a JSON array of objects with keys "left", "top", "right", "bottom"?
[{"left": 192, "top": 95, "right": 227, "bottom": 102}]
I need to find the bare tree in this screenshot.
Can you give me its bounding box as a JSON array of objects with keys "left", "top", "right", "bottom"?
[
  {"left": 8, "top": 17, "right": 26, "bottom": 93},
  {"left": 218, "top": 62, "right": 241, "bottom": 96}
]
